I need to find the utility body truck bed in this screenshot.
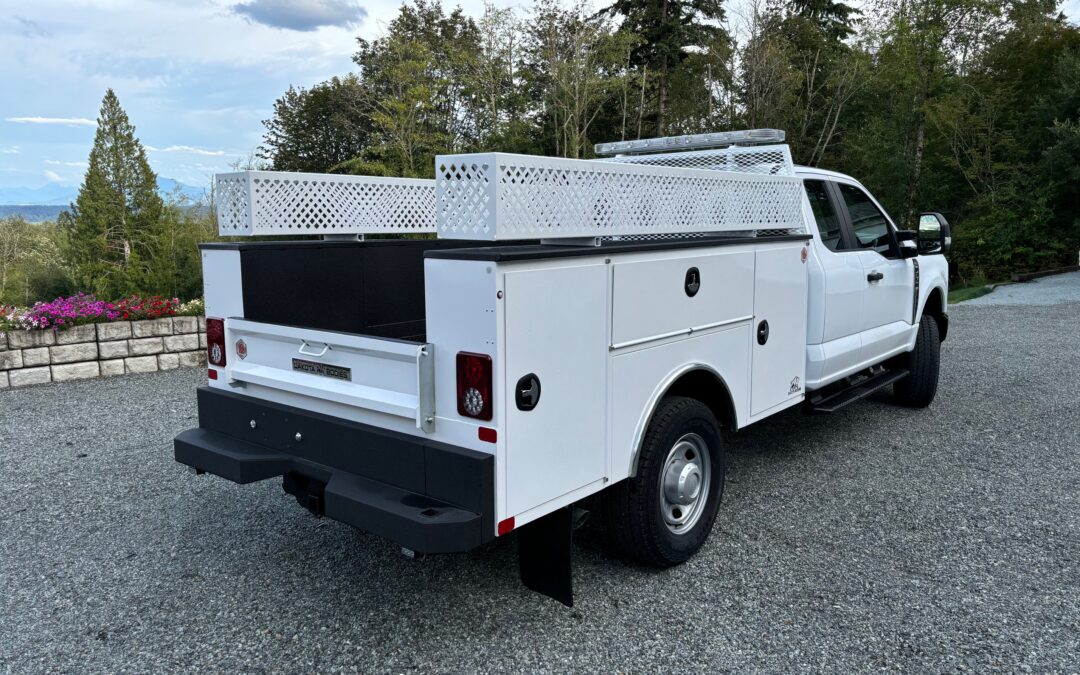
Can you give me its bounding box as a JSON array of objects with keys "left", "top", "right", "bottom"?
[{"left": 175, "top": 130, "right": 951, "bottom": 605}]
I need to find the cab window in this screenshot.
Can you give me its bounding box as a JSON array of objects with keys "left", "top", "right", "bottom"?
[
  {"left": 837, "top": 183, "right": 895, "bottom": 255},
  {"left": 803, "top": 179, "right": 845, "bottom": 251}
]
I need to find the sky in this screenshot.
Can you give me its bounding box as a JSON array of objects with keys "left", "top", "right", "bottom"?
[
  {"left": 1, "top": 0, "right": 1078, "bottom": 193},
  {"left": 0, "top": 0, "right": 503, "bottom": 192}
]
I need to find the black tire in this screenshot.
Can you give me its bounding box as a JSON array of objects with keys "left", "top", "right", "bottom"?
[
  {"left": 893, "top": 314, "right": 941, "bottom": 407},
  {"left": 602, "top": 396, "right": 725, "bottom": 567}
]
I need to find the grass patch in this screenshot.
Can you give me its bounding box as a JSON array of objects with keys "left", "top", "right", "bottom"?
[{"left": 949, "top": 284, "right": 995, "bottom": 303}]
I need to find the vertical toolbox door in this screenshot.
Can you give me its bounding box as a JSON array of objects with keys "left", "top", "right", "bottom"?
[
  {"left": 751, "top": 244, "right": 809, "bottom": 415},
  {"left": 503, "top": 263, "right": 608, "bottom": 516}
]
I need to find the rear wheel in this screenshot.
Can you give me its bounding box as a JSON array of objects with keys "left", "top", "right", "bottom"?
[
  {"left": 893, "top": 314, "right": 941, "bottom": 407},
  {"left": 603, "top": 396, "right": 725, "bottom": 567}
]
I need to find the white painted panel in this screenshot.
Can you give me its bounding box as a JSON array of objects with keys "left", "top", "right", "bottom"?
[
  {"left": 503, "top": 263, "right": 608, "bottom": 516},
  {"left": 611, "top": 252, "right": 754, "bottom": 347},
  {"left": 225, "top": 320, "right": 427, "bottom": 426},
  {"left": 751, "top": 244, "right": 808, "bottom": 415},
  {"left": 424, "top": 258, "right": 498, "bottom": 429},
  {"left": 610, "top": 325, "right": 751, "bottom": 480},
  {"left": 202, "top": 248, "right": 244, "bottom": 392},
  {"left": 202, "top": 249, "right": 244, "bottom": 320},
  {"left": 857, "top": 252, "right": 914, "bottom": 364}
]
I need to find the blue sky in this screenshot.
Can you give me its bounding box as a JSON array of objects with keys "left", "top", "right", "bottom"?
[
  {"left": 1, "top": 0, "right": 1078, "bottom": 193},
  {"left": 0, "top": 0, "right": 497, "bottom": 192}
]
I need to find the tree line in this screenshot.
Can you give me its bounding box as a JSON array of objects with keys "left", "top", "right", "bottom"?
[
  {"left": 0, "top": 90, "right": 213, "bottom": 306},
  {"left": 261, "top": 0, "right": 1080, "bottom": 281}
]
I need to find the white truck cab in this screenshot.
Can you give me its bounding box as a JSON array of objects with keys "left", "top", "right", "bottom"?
[{"left": 175, "top": 130, "right": 950, "bottom": 606}]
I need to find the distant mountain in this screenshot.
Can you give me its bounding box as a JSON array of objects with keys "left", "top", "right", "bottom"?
[
  {"left": 0, "top": 183, "right": 74, "bottom": 206},
  {"left": 157, "top": 178, "right": 207, "bottom": 203},
  {"left": 0, "top": 205, "right": 66, "bottom": 222},
  {"left": 0, "top": 177, "right": 207, "bottom": 221}
]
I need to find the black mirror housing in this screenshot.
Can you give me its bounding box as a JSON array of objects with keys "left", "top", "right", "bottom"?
[{"left": 917, "top": 212, "right": 952, "bottom": 256}]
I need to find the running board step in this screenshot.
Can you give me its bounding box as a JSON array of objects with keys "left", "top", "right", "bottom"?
[{"left": 807, "top": 368, "right": 909, "bottom": 414}]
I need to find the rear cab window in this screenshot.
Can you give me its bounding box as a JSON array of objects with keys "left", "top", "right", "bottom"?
[{"left": 803, "top": 179, "right": 846, "bottom": 252}]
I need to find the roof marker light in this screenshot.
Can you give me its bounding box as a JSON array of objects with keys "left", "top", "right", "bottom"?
[{"left": 595, "top": 129, "right": 786, "bottom": 157}]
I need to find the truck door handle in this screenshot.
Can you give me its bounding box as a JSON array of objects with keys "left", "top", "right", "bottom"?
[{"left": 867, "top": 272, "right": 884, "bottom": 282}]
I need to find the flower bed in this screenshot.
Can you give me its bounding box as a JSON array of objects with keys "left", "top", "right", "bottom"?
[{"left": 0, "top": 295, "right": 204, "bottom": 332}]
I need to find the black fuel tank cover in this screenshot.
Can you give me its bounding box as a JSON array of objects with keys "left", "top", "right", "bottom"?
[{"left": 515, "top": 373, "right": 541, "bottom": 411}]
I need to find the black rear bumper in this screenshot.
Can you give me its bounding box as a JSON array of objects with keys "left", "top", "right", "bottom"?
[{"left": 174, "top": 387, "right": 494, "bottom": 554}]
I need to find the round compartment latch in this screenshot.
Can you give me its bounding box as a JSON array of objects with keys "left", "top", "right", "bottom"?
[
  {"left": 684, "top": 267, "right": 701, "bottom": 297},
  {"left": 515, "top": 373, "right": 541, "bottom": 411},
  {"left": 757, "top": 320, "right": 770, "bottom": 345}
]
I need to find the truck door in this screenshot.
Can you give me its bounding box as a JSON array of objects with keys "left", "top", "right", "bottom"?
[
  {"left": 803, "top": 179, "right": 865, "bottom": 385},
  {"left": 832, "top": 181, "right": 914, "bottom": 362}
]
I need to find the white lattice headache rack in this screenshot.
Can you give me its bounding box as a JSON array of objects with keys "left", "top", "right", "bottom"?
[
  {"left": 435, "top": 152, "right": 807, "bottom": 241},
  {"left": 214, "top": 171, "right": 437, "bottom": 237},
  {"left": 215, "top": 130, "right": 806, "bottom": 241}
]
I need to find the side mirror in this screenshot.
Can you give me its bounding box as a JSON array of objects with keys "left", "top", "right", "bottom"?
[
  {"left": 893, "top": 230, "right": 918, "bottom": 258},
  {"left": 917, "top": 212, "right": 952, "bottom": 256}
]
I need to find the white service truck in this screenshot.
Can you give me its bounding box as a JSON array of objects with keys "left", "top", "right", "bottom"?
[{"left": 175, "top": 130, "right": 951, "bottom": 605}]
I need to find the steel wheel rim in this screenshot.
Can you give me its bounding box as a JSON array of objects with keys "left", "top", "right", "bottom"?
[{"left": 659, "top": 432, "right": 711, "bottom": 535}]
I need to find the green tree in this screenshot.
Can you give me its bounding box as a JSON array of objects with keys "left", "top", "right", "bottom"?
[
  {"left": 261, "top": 75, "right": 372, "bottom": 172},
  {"left": 59, "top": 89, "right": 163, "bottom": 297},
  {"left": 599, "top": 0, "right": 728, "bottom": 135}
]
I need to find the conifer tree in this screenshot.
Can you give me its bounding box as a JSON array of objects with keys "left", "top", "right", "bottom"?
[{"left": 60, "top": 88, "right": 162, "bottom": 296}]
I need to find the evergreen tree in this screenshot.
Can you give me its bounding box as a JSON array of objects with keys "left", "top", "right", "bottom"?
[
  {"left": 598, "top": 0, "right": 728, "bottom": 136},
  {"left": 60, "top": 89, "right": 162, "bottom": 297}
]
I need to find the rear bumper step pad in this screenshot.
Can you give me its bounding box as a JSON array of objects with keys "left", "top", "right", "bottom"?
[{"left": 174, "top": 387, "right": 494, "bottom": 554}]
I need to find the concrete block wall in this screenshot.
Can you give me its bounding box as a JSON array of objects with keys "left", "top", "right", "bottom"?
[{"left": 0, "top": 316, "right": 206, "bottom": 389}]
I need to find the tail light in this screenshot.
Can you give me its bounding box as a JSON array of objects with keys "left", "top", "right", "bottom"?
[
  {"left": 456, "top": 352, "right": 492, "bottom": 421},
  {"left": 206, "top": 317, "right": 226, "bottom": 367}
]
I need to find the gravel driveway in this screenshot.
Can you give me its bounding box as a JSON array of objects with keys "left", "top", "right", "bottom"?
[{"left": 1, "top": 278, "right": 1078, "bottom": 673}]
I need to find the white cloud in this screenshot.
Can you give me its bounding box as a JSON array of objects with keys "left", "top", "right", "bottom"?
[
  {"left": 44, "top": 160, "right": 87, "bottom": 167},
  {"left": 232, "top": 0, "right": 367, "bottom": 31},
  {"left": 6, "top": 116, "right": 96, "bottom": 127},
  {"left": 43, "top": 170, "right": 64, "bottom": 182},
  {"left": 1, "top": 146, "right": 19, "bottom": 154},
  {"left": 146, "top": 144, "right": 227, "bottom": 157}
]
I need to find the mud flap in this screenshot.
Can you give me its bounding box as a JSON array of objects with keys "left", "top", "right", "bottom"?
[{"left": 517, "top": 507, "right": 574, "bottom": 607}]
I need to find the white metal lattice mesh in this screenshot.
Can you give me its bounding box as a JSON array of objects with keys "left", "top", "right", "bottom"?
[
  {"left": 600, "top": 144, "right": 795, "bottom": 176},
  {"left": 436, "top": 152, "right": 807, "bottom": 241},
  {"left": 214, "top": 171, "right": 436, "bottom": 236}
]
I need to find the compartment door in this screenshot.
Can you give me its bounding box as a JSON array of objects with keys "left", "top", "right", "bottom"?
[
  {"left": 751, "top": 244, "right": 809, "bottom": 416},
  {"left": 503, "top": 263, "right": 608, "bottom": 516}
]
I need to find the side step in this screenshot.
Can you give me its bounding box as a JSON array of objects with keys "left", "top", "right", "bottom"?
[{"left": 806, "top": 368, "right": 909, "bottom": 414}]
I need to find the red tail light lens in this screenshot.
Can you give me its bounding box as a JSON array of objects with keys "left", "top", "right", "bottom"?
[
  {"left": 206, "top": 317, "right": 226, "bottom": 367},
  {"left": 456, "top": 352, "right": 492, "bottom": 421}
]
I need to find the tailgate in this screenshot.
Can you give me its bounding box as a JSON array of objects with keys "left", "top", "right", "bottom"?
[{"left": 225, "top": 319, "right": 435, "bottom": 432}]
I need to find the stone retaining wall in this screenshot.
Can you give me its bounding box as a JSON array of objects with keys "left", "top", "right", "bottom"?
[{"left": 0, "top": 316, "right": 207, "bottom": 388}]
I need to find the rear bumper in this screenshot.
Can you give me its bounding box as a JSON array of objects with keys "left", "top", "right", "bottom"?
[{"left": 174, "top": 387, "right": 494, "bottom": 554}]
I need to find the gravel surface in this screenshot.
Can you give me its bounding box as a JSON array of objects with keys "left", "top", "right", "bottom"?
[
  {"left": 2, "top": 278, "right": 1078, "bottom": 673},
  {"left": 965, "top": 269, "right": 1080, "bottom": 306}
]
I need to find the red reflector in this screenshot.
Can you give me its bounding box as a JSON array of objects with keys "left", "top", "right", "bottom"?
[
  {"left": 207, "top": 368, "right": 218, "bottom": 380},
  {"left": 497, "top": 517, "right": 515, "bottom": 536},
  {"left": 205, "top": 317, "right": 226, "bottom": 367},
  {"left": 456, "top": 352, "right": 493, "bottom": 421},
  {"left": 478, "top": 427, "right": 497, "bottom": 443}
]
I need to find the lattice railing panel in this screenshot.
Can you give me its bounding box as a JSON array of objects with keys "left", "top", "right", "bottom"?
[
  {"left": 599, "top": 144, "right": 795, "bottom": 176},
  {"left": 436, "top": 152, "right": 807, "bottom": 241},
  {"left": 214, "top": 171, "right": 436, "bottom": 236}
]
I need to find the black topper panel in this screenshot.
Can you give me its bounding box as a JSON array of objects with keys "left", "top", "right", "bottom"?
[{"left": 232, "top": 239, "right": 475, "bottom": 341}]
